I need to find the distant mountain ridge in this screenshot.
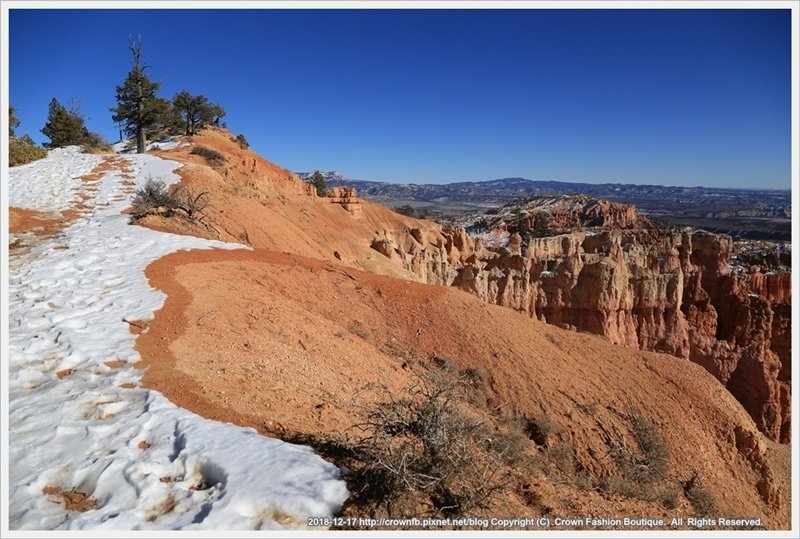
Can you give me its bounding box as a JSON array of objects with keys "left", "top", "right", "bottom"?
[{"left": 297, "top": 171, "right": 790, "bottom": 240}]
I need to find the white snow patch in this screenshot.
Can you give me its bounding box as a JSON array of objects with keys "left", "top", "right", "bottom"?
[
  {"left": 8, "top": 153, "right": 348, "bottom": 530},
  {"left": 9, "top": 147, "right": 104, "bottom": 212},
  {"left": 148, "top": 139, "right": 190, "bottom": 151},
  {"left": 471, "top": 230, "right": 510, "bottom": 248},
  {"left": 112, "top": 137, "right": 189, "bottom": 154}
]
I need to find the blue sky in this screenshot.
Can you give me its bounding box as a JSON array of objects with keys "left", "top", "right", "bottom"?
[{"left": 8, "top": 8, "right": 792, "bottom": 188}]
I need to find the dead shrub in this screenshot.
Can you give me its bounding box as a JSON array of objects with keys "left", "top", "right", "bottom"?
[
  {"left": 380, "top": 339, "right": 408, "bottom": 358},
  {"left": 460, "top": 365, "right": 488, "bottom": 386},
  {"left": 172, "top": 184, "right": 210, "bottom": 221},
  {"left": 345, "top": 369, "right": 519, "bottom": 517}
]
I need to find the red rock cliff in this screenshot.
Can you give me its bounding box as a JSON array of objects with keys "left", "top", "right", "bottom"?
[{"left": 369, "top": 225, "right": 791, "bottom": 443}]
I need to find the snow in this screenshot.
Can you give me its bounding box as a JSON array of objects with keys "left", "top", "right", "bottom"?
[
  {"left": 7, "top": 148, "right": 348, "bottom": 530},
  {"left": 8, "top": 147, "right": 104, "bottom": 213},
  {"left": 471, "top": 230, "right": 510, "bottom": 248},
  {"left": 148, "top": 139, "right": 189, "bottom": 151},
  {"left": 112, "top": 137, "right": 189, "bottom": 154}
]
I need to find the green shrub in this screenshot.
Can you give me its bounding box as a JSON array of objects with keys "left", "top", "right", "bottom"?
[
  {"left": 394, "top": 205, "right": 417, "bottom": 217},
  {"left": 81, "top": 131, "right": 113, "bottom": 153},
  {"left": 9, "top": 137, "right": 47, "bottom": 166},
  {"left": 41, "top": 97, "right": 91, "bottom": 148},
  {"left": 232, "top": 133, "right": 249, "bottom": 149}
]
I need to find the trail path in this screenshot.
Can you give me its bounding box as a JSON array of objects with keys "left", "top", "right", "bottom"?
[{"left": 7, "top": 147, "right": 347, "bottom": 530}]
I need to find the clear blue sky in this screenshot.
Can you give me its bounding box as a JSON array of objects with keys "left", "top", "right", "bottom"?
[{"left": 9, "top": 8, "right": 792, "bottom": 188}]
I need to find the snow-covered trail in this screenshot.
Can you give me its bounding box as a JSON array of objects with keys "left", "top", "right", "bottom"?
[{"left": 7, "top": 148, "right": 348, "bottom": 530}]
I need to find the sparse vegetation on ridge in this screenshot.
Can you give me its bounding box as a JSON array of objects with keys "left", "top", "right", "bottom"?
[{"left": 9, "top": 106, "right": 47, "bottom": 166}]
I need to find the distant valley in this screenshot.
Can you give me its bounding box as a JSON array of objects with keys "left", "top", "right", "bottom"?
[{"left": 299, "top": 172, "right": 791, "bottom": 240}]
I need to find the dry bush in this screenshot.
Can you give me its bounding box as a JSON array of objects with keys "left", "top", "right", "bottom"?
[
  {"left": 616, "top": 412, "right": 670, "bottom": 485},
  {"left": 190, "top": 145, "right": 225, "bottom": 164},
  {"left": 345, "top": 369, "right": 520, "bottom": 517},
  {"left": 599, "top": 410, "right": 677, "bottom": 506},
  {"left": 544, "top": 441, "right": 591, "bottom": 489},
  {"left": 131, "top": 178, "right": 176, "bottom": 219},
  {"left": 130, "top": 178, "right": 209, "bottom": 222},
  {"left": 685, "top": 474, "right": 716, "bottom": 516},
  {"left": 349, "top": 324, "right": 371, "bottom": 341}
]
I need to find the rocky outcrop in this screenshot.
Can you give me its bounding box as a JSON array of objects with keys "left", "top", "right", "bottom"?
[
  {"left": 326, "top": 186, "right": 362, "bottom": 216},
  {"left": 370, "top": 224, "right": 791, "bottom": 443},
  {"left": 476, "top": 195, "right": 645, "bottom": 234}
]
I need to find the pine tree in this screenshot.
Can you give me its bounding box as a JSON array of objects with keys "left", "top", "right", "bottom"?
[
  {"left": 307, "top": 170, "right": 328, "bottom": 197},
  {"left": 41, "top": 98, "right": 90, "bottom": 147},
  {"left": 111, "top": 37, "right": 163, "bottom": 153},
  {"left": 172, "top": 91, "right": 226, "bottom": 135},
  {"left": 9, "top": 106, "right": 20, "bottom": 137}
]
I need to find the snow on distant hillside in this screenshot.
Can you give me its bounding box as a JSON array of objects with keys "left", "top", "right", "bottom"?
[
  {"left": 295, "top": 170, "right": 349, "bottom": 183},
  {"left": 7, "top": 148, "right": 348, "bottom": 530}
]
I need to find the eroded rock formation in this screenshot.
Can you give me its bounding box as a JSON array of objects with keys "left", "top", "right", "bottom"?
[
  {"left": 370, "top": 222, "right": 791, "bottom": 443},
  {"left": 326, "top": 186, "right": 362, "bottom": 215}
]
